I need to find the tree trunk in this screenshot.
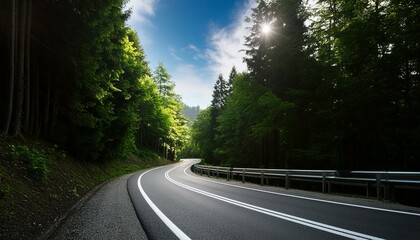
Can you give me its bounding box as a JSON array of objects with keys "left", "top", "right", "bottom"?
[
  {"left": 44, "top": 64, "right": 51, "bottom": 132},
  {"left": 13, "top": 0, "right": 27, "bottom": 137},
  {"left": 34, "top": 59, "right": 40, "bottom": 138},
  {"left": 24, "top": 0, "right": 32, "bottom": 134},
  {"left": 50, "top": 91, "right": 60, "bottom": 136},
  {"left": 29, "top": 47, "right": 37, "bottom": 134},
  {"left": 4, "top": 0, "right": 17, "bottom": 134}
]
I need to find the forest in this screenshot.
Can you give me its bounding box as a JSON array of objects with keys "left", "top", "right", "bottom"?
[
  {"left": 1, "top": 0, "right": 419, "bottom": 170},
  {"left": 183, "top": 104, "right": 200, "bottom": 123},
  {"left": 0, "top": 0, "right": 188, "bottom": 161},
  {"left": 186, "top": 0, "right": 420, "bottom": 170}
]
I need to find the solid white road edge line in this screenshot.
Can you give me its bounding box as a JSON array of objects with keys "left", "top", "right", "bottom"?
[
  {"left": 137, "top": 167, "right": 191, "bottom": 240},
  {"left": 166, "top": 164, "right": 383, "bottom": 240},
  {"left": 184, "top": 162, "right": 420, "bottom": 217}
]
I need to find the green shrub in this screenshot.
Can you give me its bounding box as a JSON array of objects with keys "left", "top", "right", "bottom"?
[
  {"left": 46, "top": 144, "right": 58, "bottom": 155},
  {"left": 0, "top": 175, "right": 10, "bottom": 200},
  {"left": 9, "top": 144, "right": 50, "bottom": 179},
  {"left": 28, "top": 155, "right": 49, "bottom": 179},
  {"left": 0, "top": 185, "right": 10, "bottom": 200},
  {"left": 46, "top": 144, "right": 66, "bottom": 161},
  {"left": 58, "top": 150, "right": 66, "bottom": 160},
  {"left": 9, "top": 144, "right": 30, "bottom": 162},
  {"left": 0, "top": 133, "right": 7, "bottom": 141}
]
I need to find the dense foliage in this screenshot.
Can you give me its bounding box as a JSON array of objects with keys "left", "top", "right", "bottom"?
[
  {"left": 187, "top": 0, "right": 419, "bottom": 170},
  {"left": 0, "top": 0, "right": 187, "bottom": 161}
]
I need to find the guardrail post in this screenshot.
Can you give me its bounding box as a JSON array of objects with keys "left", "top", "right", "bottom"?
[
  {"left": 207, "top": 166, "right": 210, "bottom": 177},
  {"left": 285, "top": 172, "right": 290, "bottom": 190},
  {"left": 227, "top": 168, "right": 230, "bottom": 181},
  {"left": 384, "top": 173, "right": 389, "bottom": 200},
  {"left": 366, "top": 181, "right": 369, "bottom": 197},
  {"left": 376, "top": 174, "right": 381, "bottom": 200},
  {"left": 261, "top": 171, "right": 264, "bottom": 186},
  {"left": 217, "top": 168, "right": 219, "bottom": 179},
  {"left": 242, "top": 169, "right": 245, "bottom": 183},
  {"left": 322, "top": 172, "right": 326, "bottom": 194}
]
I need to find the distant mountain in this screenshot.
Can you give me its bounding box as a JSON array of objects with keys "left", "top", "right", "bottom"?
[{"left": 183, "top": 104, "right": 200, "bottom": 122}]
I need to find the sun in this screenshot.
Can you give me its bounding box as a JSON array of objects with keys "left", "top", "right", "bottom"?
[{"left": 261, "top": 23, "right": 271, "bottom": 34}]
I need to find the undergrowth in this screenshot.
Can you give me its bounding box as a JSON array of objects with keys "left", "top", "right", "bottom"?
[
  {"left": 0, "top": 135, "right": 173, "bottom": 240},
  {"left": 8, "top": 143, "right": 65, "bottom": 180}
]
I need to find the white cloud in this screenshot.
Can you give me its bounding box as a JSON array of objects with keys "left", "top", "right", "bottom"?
[
  {"left": 125, "top": 0, "right": 158, "bottom": 26},
  {"left": 185, "top": 44, "right": 199, "bottom": 52},
  {"left": 171, "top": 0, "right": 257, "bottom": 108},
  {"left": 172, "top": 64, "right": 214, "bottom": 108},
  {"left": 125, "top": 0, "right": 257, "bottom": 108},
  {"left": 169, "top": 47, "right": 183, "bottom": 62},
  {"left": 204, "top": 0, "right": 256, "bottom": 79}
]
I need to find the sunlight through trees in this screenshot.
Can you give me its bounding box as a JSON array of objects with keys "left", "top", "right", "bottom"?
[{"left": 185, "top": 0, "right": 420, "bottom": 170}]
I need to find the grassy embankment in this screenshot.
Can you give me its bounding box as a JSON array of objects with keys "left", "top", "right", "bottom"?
[{"left": 0, "top": 134, "right": 172, "bottom": 239}]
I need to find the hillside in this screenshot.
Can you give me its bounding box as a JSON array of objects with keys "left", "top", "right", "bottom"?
[
  {"left": 0, "top": 134, "right": 171, "bottom": 240},
  {"left": 183, "top": 104, "right": 200, "bottom": 122}
]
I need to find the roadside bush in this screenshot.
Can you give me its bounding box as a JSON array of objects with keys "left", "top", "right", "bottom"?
[
  {"left": 28, "top": 154, "right": 49, "bottom": 179},
  {"left": 9, "top": 144, "right": 49, "bottom": 179},
  {"left": 0, "top": 185, "right": 10, "bottom": 200},
  {"left": 9, "top": 144, "right": 30, "bottom": 161},
  {"left": 0, "top": 175, "right": 10, "bottom": 200},
  {"left": 47, "top": 144, "right": 66, "bottom": 161}
]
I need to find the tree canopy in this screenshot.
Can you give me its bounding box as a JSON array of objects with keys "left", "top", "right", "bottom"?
[
  {"left": 0, "top": 0, "right": 187, "bottom": 161},
  {"left": 186, "top": 0, "right": 420, "bottom": 170}
]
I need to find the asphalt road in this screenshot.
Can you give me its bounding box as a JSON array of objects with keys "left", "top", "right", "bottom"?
[
  {"left": 52, "top": 173, "right": 148, "bottom": 240},
  {"left": 128, "top": 159, "right": 420, "bottom": 240},
  {"left": 52, "top": 159, "right": 420, "bottom": 239}
]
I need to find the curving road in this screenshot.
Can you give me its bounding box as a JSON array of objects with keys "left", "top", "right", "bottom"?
[{"left": 127, "top": 159, "right": 420, "bottom": 240}]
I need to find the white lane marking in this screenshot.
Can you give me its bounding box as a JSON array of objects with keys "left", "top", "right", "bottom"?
[
  {"left": 166, "top": 165, "right": 383, "bottom": 240},
  {"left": 137, "top": 167, "right": 191, "bottom": 240},
  {"left": 184, "top": 163, "right": 420, "bottom": 217}
]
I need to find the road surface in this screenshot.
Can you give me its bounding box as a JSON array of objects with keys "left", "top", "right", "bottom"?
[
  {"left": 51, "top": 174, "right": 147, "bottom": 240},
  {"left": 128, "top": 159, "right": 420, "bottom": 240}
]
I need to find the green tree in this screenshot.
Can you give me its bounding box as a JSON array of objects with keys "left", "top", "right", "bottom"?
[
  {"left": 306, "top": 0, "right": 420, "bottom": 169},
  {"left": 67, "top": 0, "right": 129, "bottom": 161},
  {"left": 244, "top": 0, "right": 313, "bottom": 168},
  {"left": 215, "top": 74, "right": 261, "bottom": 166},
  {"left": 102, "top": 28, "right": 151, "bottom": 159},
  {"left": 209, "top": 74, "right": 229, "bottom": 164},
  {"left": 226, "top": 66, "right": 237, "bottom": 96},
  {"left": 138, "top": 64, "right": 188, "bottom": 160},
  {"left": 153, "top": 62, "right": 174, "bottom": 99},
  {"left": 190, "top": 108, "right": 213, "bottom": 162},
  {"left": 189, "top": 0, "right": 420, "bottom": 170}
]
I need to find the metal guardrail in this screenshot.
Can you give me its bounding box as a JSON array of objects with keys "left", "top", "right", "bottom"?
[{"left": 192, "top": 165, "right": 420, "bottom": 201}]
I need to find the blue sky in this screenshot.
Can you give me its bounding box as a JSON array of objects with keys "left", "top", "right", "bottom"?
[{"left": 125, "top": 0, "right": 256, "bottom": 108}]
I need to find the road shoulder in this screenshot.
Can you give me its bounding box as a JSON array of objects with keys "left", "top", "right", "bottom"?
[{"left": 49, "top": 173, "right": 148, "bottom": 240}]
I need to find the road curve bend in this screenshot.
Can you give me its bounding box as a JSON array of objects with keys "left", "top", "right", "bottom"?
[{"left": 128, "top": 159, "right": 420, "bottom": 240}]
